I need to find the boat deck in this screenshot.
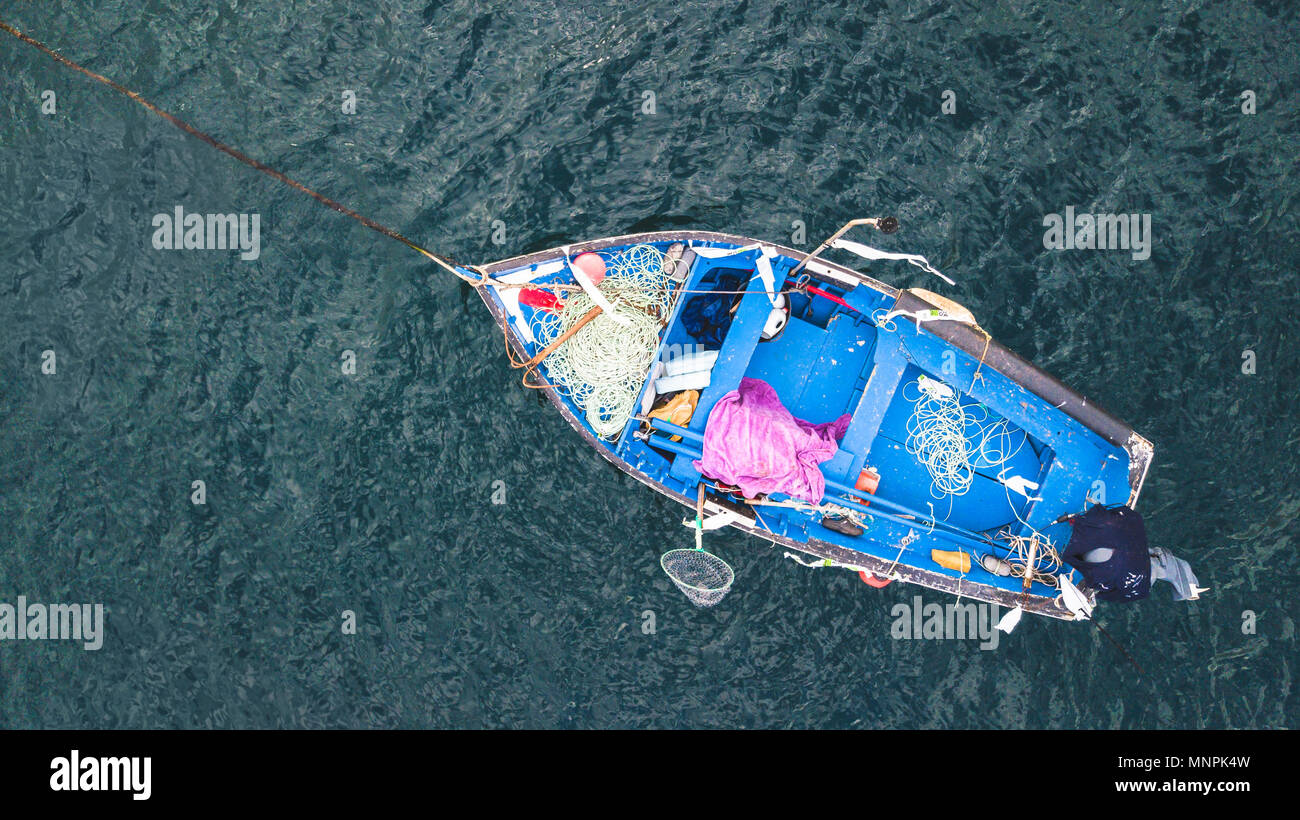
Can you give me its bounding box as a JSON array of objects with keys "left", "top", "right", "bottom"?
[{"left": 476, "top": 232, "right": 1150, "bottom": 618}]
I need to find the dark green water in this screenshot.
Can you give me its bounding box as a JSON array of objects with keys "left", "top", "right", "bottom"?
[{"left": 1, "top": 0, "right": 1296, "bottom": 728}]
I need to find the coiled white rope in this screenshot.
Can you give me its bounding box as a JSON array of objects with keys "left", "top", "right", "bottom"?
[{"left": 903, "top": 375, "right": 1028, "bottom": 499}]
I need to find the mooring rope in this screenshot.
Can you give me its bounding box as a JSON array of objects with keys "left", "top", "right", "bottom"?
[{"left": 0, "top": 19, "right": 478, "bottom": 283}]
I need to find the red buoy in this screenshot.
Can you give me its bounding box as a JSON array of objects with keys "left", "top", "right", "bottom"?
[{"left": 852, "top": 468, "right": 880, "bottom": 507}]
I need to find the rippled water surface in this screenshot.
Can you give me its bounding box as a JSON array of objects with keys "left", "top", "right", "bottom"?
[{"left": 1, "top": 0, "right": 1297, "bottom": 728}]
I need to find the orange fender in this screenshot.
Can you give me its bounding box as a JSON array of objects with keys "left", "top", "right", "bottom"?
[{"left": 858, "top": 570, "right": 893, "bottom": 589}]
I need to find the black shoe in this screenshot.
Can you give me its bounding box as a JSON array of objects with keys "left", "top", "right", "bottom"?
[{"left": 821, "top": 515, "right": 863, "bottom": 537}]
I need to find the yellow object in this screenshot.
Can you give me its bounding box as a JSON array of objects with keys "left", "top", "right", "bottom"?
[
  {"left": 931, "top": 549, "right": 970, "bottom": 574},
  {"left": 649, "top": 390, "right": 699, "bottom": 441}
]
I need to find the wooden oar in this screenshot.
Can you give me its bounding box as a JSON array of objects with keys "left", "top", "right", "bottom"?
[
  {"left": 641, "top": 416, "right": 997, "bottom": 549},
  {"left": 519, "top": 306, "right": 602, "bottom": 369}
]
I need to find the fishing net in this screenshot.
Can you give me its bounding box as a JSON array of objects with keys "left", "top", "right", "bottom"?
[
  {"left": 660, "top": 548, "right": 734, "bottom": 607},
  {"left": 531, "top": 244, "right": 673, "bottom": 439}
]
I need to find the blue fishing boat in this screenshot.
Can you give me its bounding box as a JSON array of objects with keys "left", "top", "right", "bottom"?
[{"left": 475, "top": 219, "right": 1157, "bottom": 622}]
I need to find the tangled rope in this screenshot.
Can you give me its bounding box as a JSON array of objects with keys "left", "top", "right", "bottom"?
[
  {"left": 995, "top": 529, "right": 1062, "bottom": 588},
  {"left": 903, "top": 375, "right": 1028, "bottom": 499},
  {"left": 530, "top": 245, "right": 672, "bottom": 439}
]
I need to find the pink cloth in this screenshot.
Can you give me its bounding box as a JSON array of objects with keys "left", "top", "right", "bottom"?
[{"left": 693, "top": 378, "right": 850, "bottom": 503}]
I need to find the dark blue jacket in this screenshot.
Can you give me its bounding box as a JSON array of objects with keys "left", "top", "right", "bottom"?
[{"left": 1061, "top": 505, "right": 1151, "bottom": 602}]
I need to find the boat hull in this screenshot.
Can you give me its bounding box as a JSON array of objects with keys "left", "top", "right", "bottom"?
[{"left": 475, "top": 230, "right": 1153, "bottom": 620}]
